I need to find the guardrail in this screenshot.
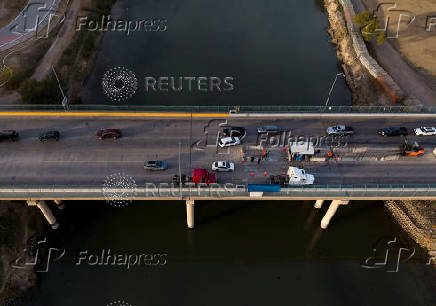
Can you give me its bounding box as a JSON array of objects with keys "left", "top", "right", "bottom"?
[
  {"left": 1, "top": 104, "right": 436, "bottom": 113},
  {"left": 1, "top": 184, "right": 436, "bottom": 200}
]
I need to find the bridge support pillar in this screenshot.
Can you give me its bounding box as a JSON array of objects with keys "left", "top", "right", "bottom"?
[
  {"left": 53, "top": 200, "right": 66, "bottom": 209},
  {"left": 321, "top": 200, "right": 349, "bottom": 229},
  {"left": 186, "top": 200, "right": 195, "bottom": 229},
  {"left": 314, "top": 200, "right": 325, "bottom": 209},
  {"left": 27, "top": 200, "right": 59, "bottom": 229}
]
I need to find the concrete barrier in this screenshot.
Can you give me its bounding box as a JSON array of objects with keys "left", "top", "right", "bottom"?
[{"left": 337, "top": 0, "right": 405, "bottom": 103}]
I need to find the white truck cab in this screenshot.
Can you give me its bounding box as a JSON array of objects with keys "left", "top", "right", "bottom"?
[{"left": 287, "top": 167, "right": 315, "bottom": 185}]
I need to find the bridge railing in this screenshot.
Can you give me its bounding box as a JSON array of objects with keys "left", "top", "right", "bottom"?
[
  {"left": 1, "top": 105, "right": 436, "bottom": 113},
  {"left": 1, "top": 184, "right": 436, "bottom": 199}
]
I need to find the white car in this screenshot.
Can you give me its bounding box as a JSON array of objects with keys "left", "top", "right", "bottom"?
[
  {"left": 414, "top": 126, "right": 436, "bottom": 136},
  {"left": 212, "top": 161, "right": 235, "bottom": 172},
  {"left": 218, "top": 136, "right": 241, "bottom": 148}
]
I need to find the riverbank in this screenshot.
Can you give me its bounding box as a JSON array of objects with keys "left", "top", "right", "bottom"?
[
  {"left": 0, "top": 0, "right": 117, "bottom": 105},
  {"left": 385, "top": 200, "right": 435, "bottom": 257},
  {"left": 323, "top": 0, "right": 411, "bottom": 105},
  {"left": 324, "top": 0, "right": 435, "bottom": 258},
  {"left": 0, "top": 201, "right": 44, "bottom": 305}
]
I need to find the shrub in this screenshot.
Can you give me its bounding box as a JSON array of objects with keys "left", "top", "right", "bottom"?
[
  {"left": 18, "top": 78, "right": 63, "bottom": 104},
  {"left": 0, "top": 66, "right": 27, "bottom": 90},
  {"left": 353, "top": 11, "right": 386, "bottom": 45}
]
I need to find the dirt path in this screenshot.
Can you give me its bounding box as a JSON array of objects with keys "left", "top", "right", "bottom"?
[
  {"left": 32, "top": 0, "right": 80, "bottom": 81},
  {"left": 351, "top": 0, "right": 436, "bottom": 106}
]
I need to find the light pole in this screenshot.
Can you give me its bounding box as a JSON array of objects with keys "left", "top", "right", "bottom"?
[
  {"left": 52, "top": 66, "right": 68, "bottom": 111},
  {"left": 178, "top": 142, "right": 182, "bottom": 199},
  {"left": 325, "top": 73, "right": 346, "bottom": 107},
  {"left": 189, "top": 111, "right": 192, "bottom": 170}
]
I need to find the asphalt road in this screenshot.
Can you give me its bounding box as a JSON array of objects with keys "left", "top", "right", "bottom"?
[{"left": 0, "top": 116, "right": 436, "bottom": 185}]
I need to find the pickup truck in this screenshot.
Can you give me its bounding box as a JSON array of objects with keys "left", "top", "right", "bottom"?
[{"left": 326, "top": 125, "right": 354, "bottom": 136}]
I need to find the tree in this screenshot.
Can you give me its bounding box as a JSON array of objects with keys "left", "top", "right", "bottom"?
[
  {"left": 18, "top": 78, "right": 62, "bottom": 104},
  {"left": 353, "top": 11, "right": 386, "bottom": 45}
]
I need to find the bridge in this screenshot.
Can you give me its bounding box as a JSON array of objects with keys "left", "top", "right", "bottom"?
[{"left": 0, "top": 107, "right": 435, "bottom": 229}]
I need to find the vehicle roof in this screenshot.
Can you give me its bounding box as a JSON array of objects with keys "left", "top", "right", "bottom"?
[
  {"left": 287, "top": 167, "right": 304, "bottom": 176},
  {"left": 220, "top": 136, "right": 238, "bottom": 142},
  {"left": 193, "top": 168, "right": 208, "bottom": 175}
]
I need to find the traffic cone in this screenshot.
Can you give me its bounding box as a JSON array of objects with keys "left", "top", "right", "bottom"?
[
  {"left": 250, "top": 173, "right": 254, "bottom": 177},
  {"left": 264, "top": 172, "right": 267, "bottom": 176}
]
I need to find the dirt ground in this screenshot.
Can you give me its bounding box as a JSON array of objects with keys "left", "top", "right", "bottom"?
[
  {"left": 362, "top": 0, "right": 436, "bottom": 79},
  {"left": 0, "top": 0, "right": 27, "bottom": 28}
]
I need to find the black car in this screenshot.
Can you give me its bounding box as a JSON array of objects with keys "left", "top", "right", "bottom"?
[
  {"left": 378, "top": 127, "right": 408, "bottom": 136},
  {"left": 0, "top": 130, "right": 19, "bottom": 141},
  {"left": 222, "top": 126, "right": 246, "bottom": 140},
  {"left": 39, "top": 130, "right": 60, "bottom": 141}
]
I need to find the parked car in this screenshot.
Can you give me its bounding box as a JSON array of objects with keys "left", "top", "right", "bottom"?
[
  {"left": 39, "top": 130, "right": 60, "bottom": 141},
  {"left": 218, "top": 136, "right": 241, "bottom": 148},
  {"left": 326, "top": 125, "right": 354, "bottom": 136},
  {"left": 257, "top": 125, "right": 280, "bottom": 134},
  {"left": 0, "top": 130, "right": 19, "bottom": 141},
  {"left": 222, "top": 126, "right": 246, "bottom": 140},
  {"left": 414, "top": 126, "right": 436, "bottom": 136},
  {"left": 144, "top": 160, "right": 168, "bottom": 170},
  {"left": 211, "top": 161, "right": 235, "bottom": 172},
  {"left": 378, "top": 127, "right": 408, "bottom": 136},
  {"left": 96, "top": 129, "right": 122, "bottom": 139}
]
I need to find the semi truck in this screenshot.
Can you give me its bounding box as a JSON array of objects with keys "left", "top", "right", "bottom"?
[{"left": 268, "top": 167, "right": 315, "bottom": 185}]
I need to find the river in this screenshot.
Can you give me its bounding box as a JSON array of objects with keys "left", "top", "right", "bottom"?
[
  {"left": 82, "top": 0, "right": 351, "bottom": 106},
  {"left": 23, "top": 200, "right": 435, "bottom": 306}
]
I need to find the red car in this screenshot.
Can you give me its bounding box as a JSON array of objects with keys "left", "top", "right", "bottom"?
[{"left": 96, "top": 129, "right": 122, "bottom": 140}]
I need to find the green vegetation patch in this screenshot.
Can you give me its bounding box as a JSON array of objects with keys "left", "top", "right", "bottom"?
[
  {"left": 353, "top": 11, "right": 386, "bottom": 45},
  {"left": 18, "top": 77, "right": 63, "bottom": 104}
]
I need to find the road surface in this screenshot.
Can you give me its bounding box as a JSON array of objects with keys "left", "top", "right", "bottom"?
[{"left": 0, "top": 116, "right": 435, "bottom": 186}]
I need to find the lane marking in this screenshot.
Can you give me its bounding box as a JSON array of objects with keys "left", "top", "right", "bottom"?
[{"left": 0, "top": 112, "right": 229, "bottom": 118}]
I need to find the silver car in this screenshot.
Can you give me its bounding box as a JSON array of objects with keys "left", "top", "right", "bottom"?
[{"left": 144, "top": 160, "right": 168, "bottom": 170}]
